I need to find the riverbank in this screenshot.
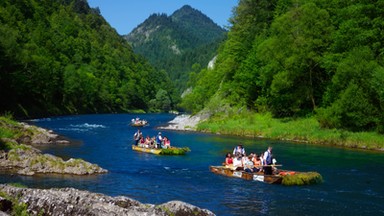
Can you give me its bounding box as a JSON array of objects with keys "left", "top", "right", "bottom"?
[
  {"left": 0, "top": 116, "right": 107, "bottom": 175},
  {"left": 161, "top": 112, "right": 384, "bottom": 151},
  {"left": 157, "top": 113, "right": 208, "bottom": 131},
  {"left": 0, "top": 184, "right": 214, "bottom": 215}
]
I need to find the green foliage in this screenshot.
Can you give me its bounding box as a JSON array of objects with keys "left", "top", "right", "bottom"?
[
  {"left": 12, "top": 200, "right": 29, "bottom": 216},
  {"left": 0, "top": 128, "right": 16, "bottom": 141},
  {"left": 281, "top": 172, "right": 323, "bottom": 186},
  {"left": 0, "top": 116, "right": 19, "bottom": 142},
  {"left": 160, "top": 147, "right": 190, "bottom": 155},
  {"left": 317, "top": 47, "right": 382, "bottom": 131},
  {"left": 149, "top": 89, "right": 172, "bottom": 112},
  {"left": 0, "top": 0, "right": 175, "bottom": 118},
  {"left": 183, "top": 0, "right": 384, "bottom": 133},
  {"left": 179, "top": 86, "right": 206, "bottom": 114},
  {"left": 0, "top": 187, "right": 29, "bottom": 216},
  {"left": 197, "top": 110, "right": 384, "bottom": 150},
  {"left": 0, "top": 140, "right": 23, "bottom": 151},
  {"left": 8, "top": 183, "right": 27, "bottom": 188},
  {"left": 316, "top": 83, "right": 378, "bottom": 131}
]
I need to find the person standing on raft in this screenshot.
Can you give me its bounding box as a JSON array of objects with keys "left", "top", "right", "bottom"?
[
  {"left": 263, "top": 146, "right": 273, "bottom": 175},
  {"left": 133, "top": 129, "right": 142, "bottom": 146}
]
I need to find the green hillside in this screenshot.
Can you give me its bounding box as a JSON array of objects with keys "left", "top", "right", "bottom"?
[
  {"left": 182, "top": 0, "right": 384, "bottom": 133},
  {"left": 0, "top": 0, "right": 176, "bottom": 118},
  {"left": 124, "top": 5, "right": 227, "bottom": 94}
]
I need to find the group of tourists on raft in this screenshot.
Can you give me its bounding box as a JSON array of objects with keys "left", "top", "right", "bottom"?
[
  {"left": 224, "top": 145, "right": 277, "bottom": 175},
  {"left": 133, "top": 129, "right": 171, "bottom": 149},
  {"left": 131, "top": 117, "right": 148, "bottom": 126}
]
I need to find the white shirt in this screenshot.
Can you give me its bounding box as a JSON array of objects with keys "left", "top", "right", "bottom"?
[
  {"left": 263, "top": 150, "right": 271, "bottom": 164},
  {"left": 233, "top": 146, "right": 245, "bottom": 155},
  {"left": 233, "top": 157, "right": 243, "bottom": 167}
]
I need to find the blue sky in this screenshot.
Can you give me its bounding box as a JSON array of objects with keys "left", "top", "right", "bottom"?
[{"left": 87, "top": 0, "right": 239, "bottom": 35}]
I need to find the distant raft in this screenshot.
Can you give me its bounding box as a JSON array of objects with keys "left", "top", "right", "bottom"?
[
  {"left": 209, "top": 166, "right": 322, "bottom": 186},
  {"left": 132, "top": 145, "right": 190, "bottom": 155},
  {"left": 130, "top": 121, "right": 148, "bottom": 127}
]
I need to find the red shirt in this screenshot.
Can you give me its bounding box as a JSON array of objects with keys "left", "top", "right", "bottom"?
[{"left": 226, "top": 157, "right": 233, "bottom": 164}]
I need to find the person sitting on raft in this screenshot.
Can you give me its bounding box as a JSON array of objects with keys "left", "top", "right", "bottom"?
[
  {"left": 162, "top": 136, "right": 171, "bottom": 149},
  {"left": 145, "top": 135, "right": 151, "bottom": 147},
  {"left": 224, "top": 153, "right": 233, "bottom": 166},
  {"left": 252, "top": 153, "right": 261, "bottom": 165},
  {"left": 139, "top": 136, "right": 146, "bottom": 147},
  {"left": 232, "top": 153, "right": 244, "bottom": 171},
  {"left": 150, "top": 136, "right": 157, "bottom": 148},
  {"left": 250, "top": 152, "right": 262, "bottom": 171},
  {"left": 244, "top": 155, "right": 260, "bottom": 173}
]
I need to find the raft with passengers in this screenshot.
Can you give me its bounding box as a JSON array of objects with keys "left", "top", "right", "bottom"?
[
  {"left": 130, "top": 117, "right": 148, "bottom": 127},
  {"left": 210, "top": 145, "right": 322, "bottom": 186},
  {"left": 132, "top": 130, "right": 190, "bottom": 155}
]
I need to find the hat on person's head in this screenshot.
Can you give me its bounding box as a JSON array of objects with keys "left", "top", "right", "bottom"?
[{"left": 158, "top": 132, "right": 161, "bottom": 135}]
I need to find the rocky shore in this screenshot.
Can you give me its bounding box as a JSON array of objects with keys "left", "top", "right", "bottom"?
[
  {"left": 0, "top": 118, "right": 107, "bottom": 176},
  {"left": 158, "top": 113, "right": 208, "bottom": 131},
  {"left": 0, "top": 184, "right": 215, "bottom": 216}
]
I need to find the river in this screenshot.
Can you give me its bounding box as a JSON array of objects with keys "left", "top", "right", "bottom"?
[{"left": 1, "top": 114, "right": 383, "bottom": 215}]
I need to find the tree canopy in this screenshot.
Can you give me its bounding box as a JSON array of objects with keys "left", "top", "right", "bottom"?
[
  {"left": 182, "top": 0, "right": 384, "bottom": 133},
  {"left": 0, "top": 0, "right": 175, "bottom": 117}
]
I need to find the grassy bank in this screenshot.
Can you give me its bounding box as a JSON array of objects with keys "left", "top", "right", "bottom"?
[
  {"left": 0, "top": 115, "right": 19, "bottom": 137},
  {"left": 197, "top": 112, "right": 384, "bottom": 151}
]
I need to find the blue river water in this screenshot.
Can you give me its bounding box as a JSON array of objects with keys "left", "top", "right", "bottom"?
[{"left": 1, "top": 114, "right": 384, "bottom": 215}]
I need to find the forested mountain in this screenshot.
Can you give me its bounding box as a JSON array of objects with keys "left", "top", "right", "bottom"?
[
  {"left": 182, "top": 0, "right": 384, "bottom": 133},
  {"left": 124, "top": 5, "right": 227, "bottom": 93},
  {"left": 0, "top": 0, "right": 176, "bottom": 118}
]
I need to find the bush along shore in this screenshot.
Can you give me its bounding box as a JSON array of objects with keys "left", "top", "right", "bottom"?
[
  {"left": 160, "top": 112, "right": 384, "bottom": 152},
  {"left": 195, "top": 111, "right": 384, "bottom": 151},
  {"left": 0, "top": 115, "right": 107, "bottom": 176}
]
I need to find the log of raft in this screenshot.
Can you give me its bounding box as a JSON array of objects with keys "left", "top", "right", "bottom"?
[
  {"left": 132, "top": 145, "right": 190, "bottom": 155},
  {"left": 209, "top": 166, "right": 322, "bottom": 186},
  {"left": 132, "top": 145, "right": 162, "bottom": 154},
  {"left": 130, "top": 122, "right": 148, "bottom": 127}
]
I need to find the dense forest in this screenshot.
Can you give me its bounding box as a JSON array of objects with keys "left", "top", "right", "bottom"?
[
  {"left": 124, "top": 5, "right": 227, "bottom": 94},
  {"left": 2, "top": 0, "right": 384, "bottom": 134},
  {"left": 181, "top": 0, "right": 384, "bottom": 133},
  {"left": 0, "top": 0, "right": 176, "bottom": 118}
]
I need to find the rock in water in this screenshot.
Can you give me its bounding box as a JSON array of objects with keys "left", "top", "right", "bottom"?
[{"left": 0, "top": 145, "right": 107, "bottom": 176}]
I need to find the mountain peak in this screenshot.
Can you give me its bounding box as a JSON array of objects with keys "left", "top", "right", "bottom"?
[
  {"left": 172, "top": 4, "right": 196, "bottom": 15},
  {"left": 179, "top": 4, "right": 194, "bottom": 11},
  {"left": 171, "top": 5, "right": 216, "bottom": 26},
  {"left": 124, "top": 5, "right": 226, "bottom": 92},
  {"left": 126, "top": 5, "right": 225, "bottom": 47}
]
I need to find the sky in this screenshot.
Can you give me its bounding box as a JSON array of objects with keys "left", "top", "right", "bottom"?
[{"left": 87, "top": 0, "right": 239, "bottom": 35}]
